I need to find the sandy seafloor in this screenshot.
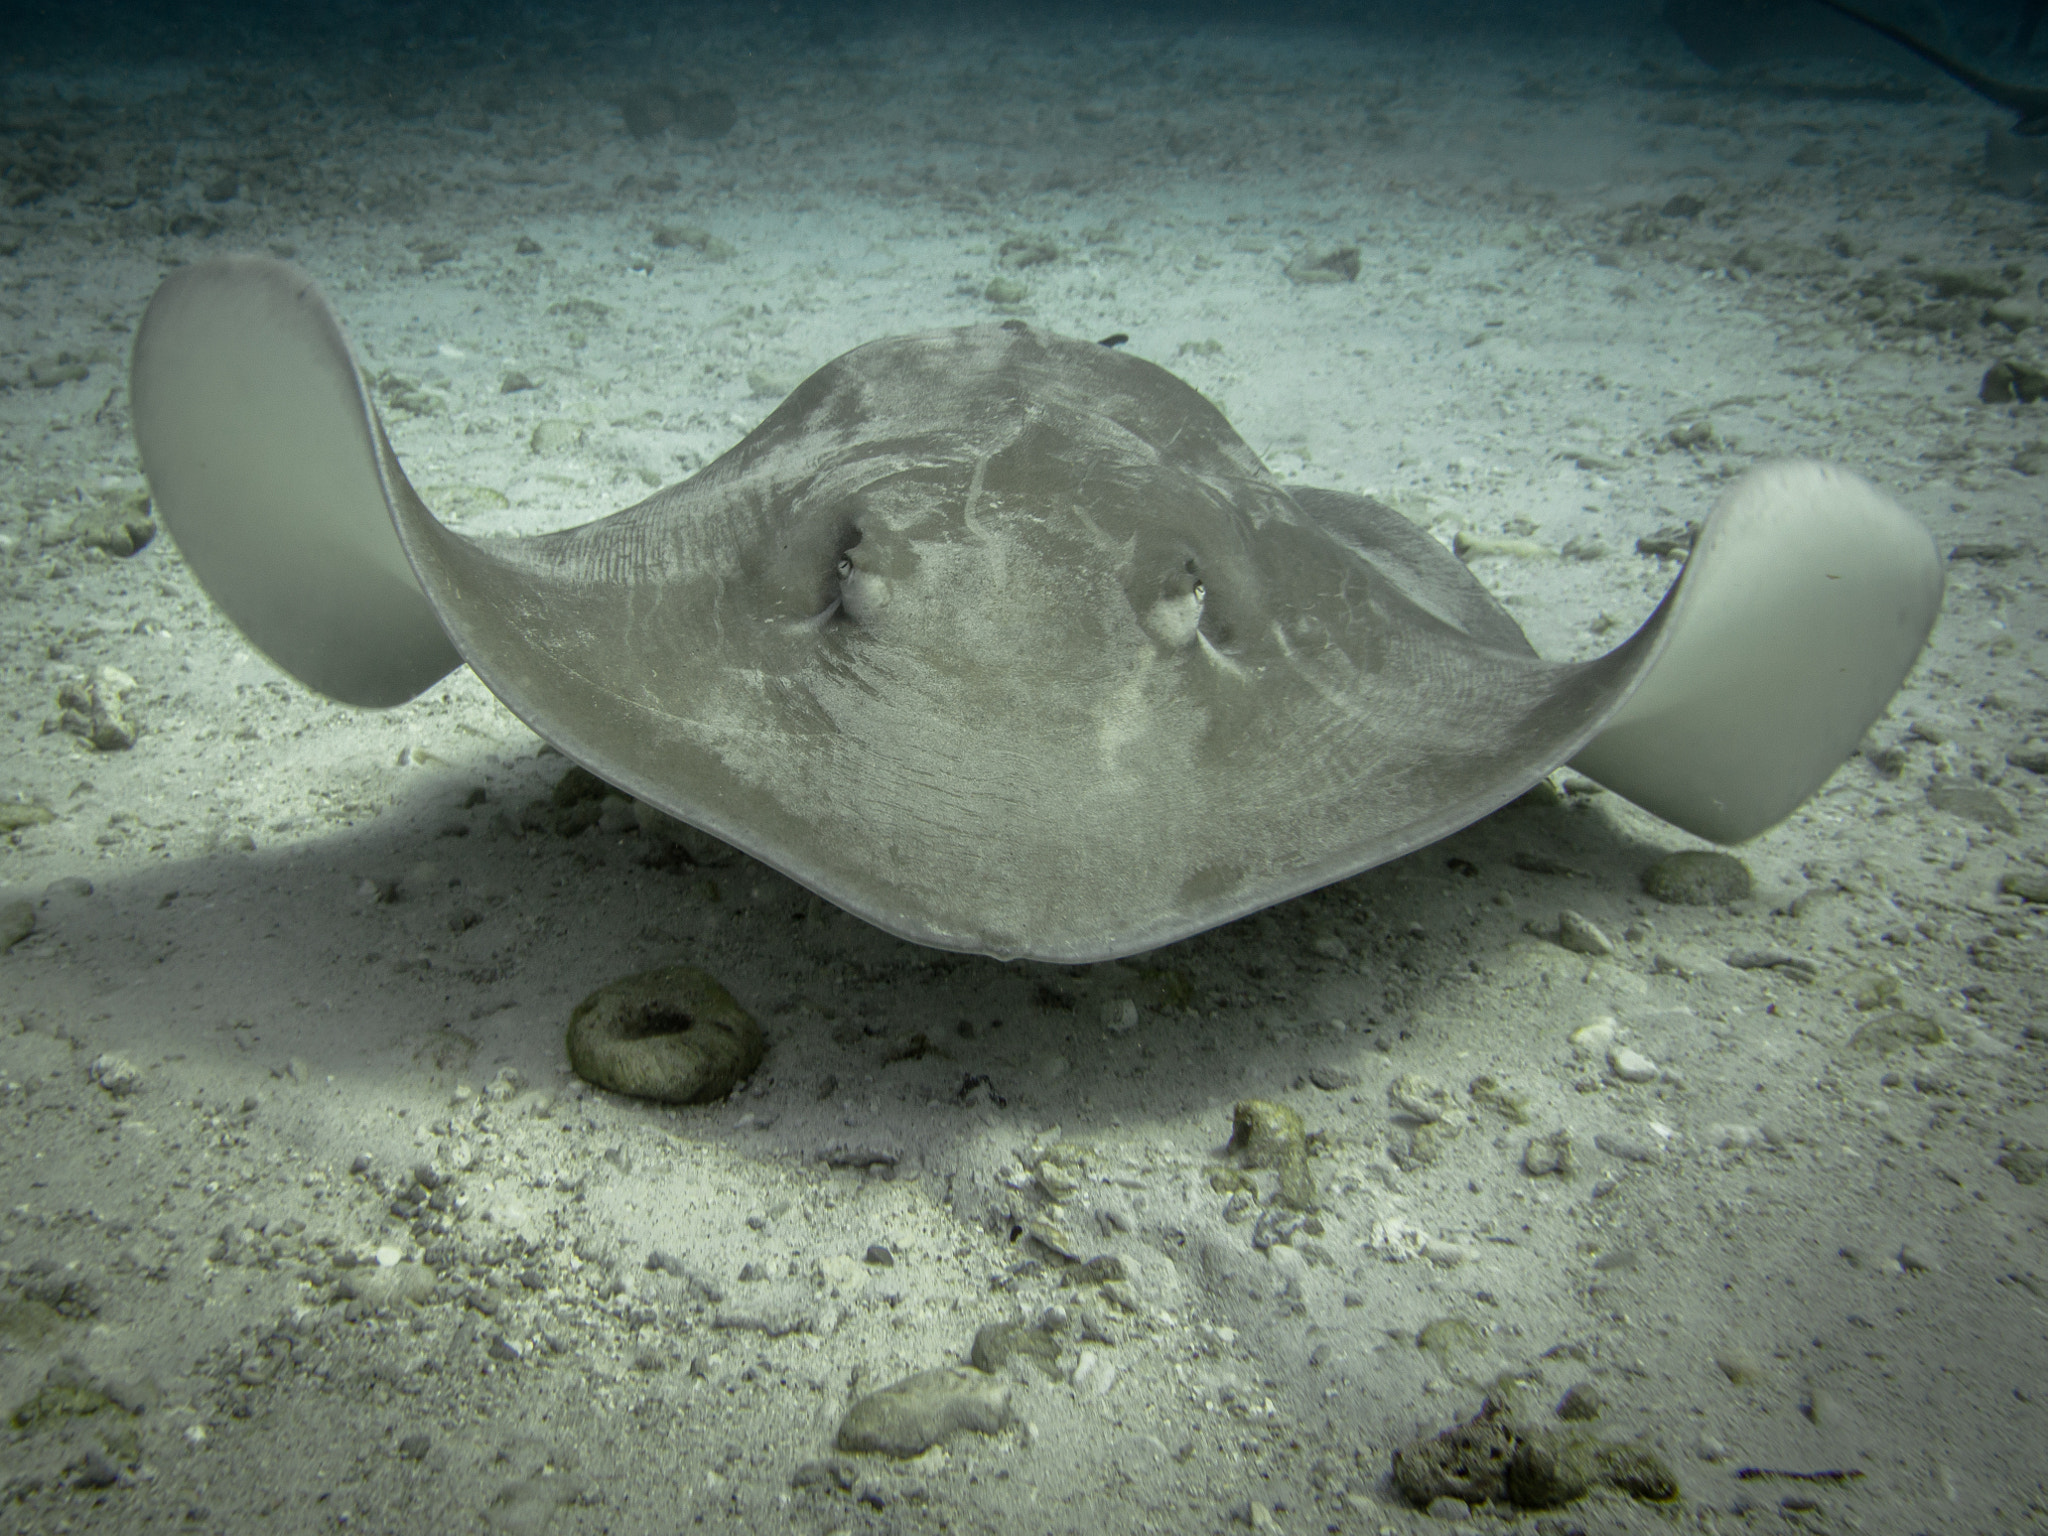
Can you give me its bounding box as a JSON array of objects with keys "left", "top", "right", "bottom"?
[{"left": 1, "top": 2, "right": 2046, "bottom": 1533}]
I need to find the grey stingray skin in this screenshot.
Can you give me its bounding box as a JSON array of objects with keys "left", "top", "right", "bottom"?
[{"left": 129, "top": 258, "right": 1945, "bottom": 962}]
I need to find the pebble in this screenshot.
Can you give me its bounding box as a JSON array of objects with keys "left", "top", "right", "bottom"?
[
  {"left": 1556, "top": 1383, "right": 1604, "bottom": 1421},
  {"left": 835, "top": 1366, "right": 1011, "bottom": 1457},
  {"left": 87, "top": 1053, "right": 144, "bottom": 1096},
  {"left": 1, "top": 898, "right": 35, "bottom": 952},
  {"left": 1387, "top": 1073, "right": 1452, "bottom": 1123},
  {"left": 1642, "top": 850, "right": 1752, "bottom": 905},
  {"left": 1556, "top": 909, "right": 1615, "bottom": 956},
  {"left": 1897, "top": 1242, "right": 1940, "bottom": 1273},
  {"left": 864, "top": 1244, "right": 894, "bottom": 1266},
  {"left": 1224, "top": 1099, "right": 1315, "bottom": 1210},
  {"left": 528, "top": 419, "right": 584, "bottom": 455},
  {"left": 1523, "top": 1131, "right": 1575, "bottom": 1178},
  {"left": 1925, "top": 778, "right": 2018, "bottom": 834},
  {"left": 1714, "top": 1344, "right": 1764, "bottom": 1386},
  {"left": 971, "top": 1311, "right": 1067, "bottom": 1377},
  {"left": 564, "top": 965, "right": 764, "bottom": 1103},
  {"left": 1594, "top": 1131, "right": 1661, "bottom": 1164},
  {"left": 1607, "top": 1045, "right": 1658, "bottom": 1083},
  {"left": 1569, "top": 1016, "right": 1618, "bottom": 1058},
  {"left": 2000, "top": 869, "right": 2048, "bottom": 903}
]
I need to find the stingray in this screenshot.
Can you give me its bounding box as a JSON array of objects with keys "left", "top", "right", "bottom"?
[
  {"left": 128, "top": 256, "right": 1942, "bottom": 963},
  {"left": 1807, "top": 0, "right": 2048, "bottom": 132}
]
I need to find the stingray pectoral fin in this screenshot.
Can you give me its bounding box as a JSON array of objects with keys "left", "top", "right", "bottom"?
[
  {"left": 130, "top": 255, "right": 462, "bottom": 707},
  {"left": 1570, "top": 461, "right": 1941, "bottom": 843}
]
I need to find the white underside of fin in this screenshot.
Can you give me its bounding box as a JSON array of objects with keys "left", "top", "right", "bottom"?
[
  {"left": 130, "top": 256, "right": 460, "bottom": 707},
  {"left": 1570, "top": 461, "right": 1942, "bottom": 843}
]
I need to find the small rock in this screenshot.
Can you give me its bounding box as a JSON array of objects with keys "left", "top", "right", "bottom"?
[
  {"left": 1847, "top": 1011, "right": 1946, "bottom": 1054},
  {"left": 72, "top": 492, "right": 156, "bottom": 557},
  {"left": 1594, "top": 1130, "right": 1661, "bottom": 1165},
  {"left": 863, "top": 1244, "right": 894, "bottom": 1266},
  {"left": 1607, "top": 1045, "right": 1658, "bottom": 1083},
  {"left": 1, "top": 898, "right": 34, "bottom": 952},
  {"left": 970, "top": 1312, "right": 1067, "bottom": 1377},
  {"left": 0, "top": 800, "right": 54, "bottom": 833},
  {"left": 52, "top": 666, "right": 139, "bottom": 752},
  {"left": 87, "top": 1053, "right": 144, "bottom": 1096},
  {"left": 836, "top": 1366, "right": 1011, "bottom": 1457},
  {"left": 1642, "top": 850, "right": 1751, "bottom": 905},
  {"left": 565, "top": 965, "right": 765, "bottom": 1104},
  {"left": 1556, "top": 910, "right": 1615, "bottom": 956},
  {"left": 1556, "top": 1383, "right": 1604, "bottom": 1421},
  {"left": 1308, "top": 1065, "right": 1358, "bottom": 1091},
  {"left": 528, "top": 419, "right": 584, "bottom": 455},
  {"left": 1388, "top": 1073, "right": 1452, "bottom": 1123},
  {"left": 1523, "top": 1131, "right": 1575, "bottom": 1178},
  {"left": 1926, "top": 778, "right": 2018, "bottom": 834},
  {"left": 1224, "top": 1099, "right": 1316, "bottom": 1210},
  {"left": 1467, "top": 1074, "right": 1531, "bottom": 1123},
  {"left": 983, "top": 276, "right": 1029, "bottom": 305},
  {"left": 1285, "top": 245, "right": 1361, "bottom": 283},
  {"left": 1998, "top": 1147, "right": 2047, "bottom": 1185},
  {"left": 1714, "top": 1344, "right": 1764, "bottom": 1386},
  {"left": 2002, "top": 868, "right": 2048, "bottom": 904},
  {"left": 1897, "top": 1242, "right": 1939, "bottom": 1273},
  {"left": 1569, "top": 1016, "right": 1618, "bottom": 1058}
]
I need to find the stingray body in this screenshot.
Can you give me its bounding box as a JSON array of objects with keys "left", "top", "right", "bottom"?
[{"left": 129, "top": 257, "right": 1941, "bottom": 962}]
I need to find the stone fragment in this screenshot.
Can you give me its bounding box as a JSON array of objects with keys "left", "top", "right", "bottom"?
[
  {"left": 2001, "top": 868, "right": 2048, "bottom": 903},
  {"left": 1846, "top": 1011, "right": 1946, "bottom": 1054},
  {"left": 1606, "top": 1045, "right": 1658, "bottom": 1083},
  {"left": 971, "top": 1312, "right": 1067, "bottom": 1377},
  {"left": 1556, "top": 910, "right": 1614, "bottom": 956},
  {"left": 71, "top": 492, "right": 156, "bottom": 557},
  {"left": 565, "top": 966, "right": 764, "bottom": 1104},
  {"left": 87, "top": 1053, "right": 143, "bottom": 1096},
  {"left": 0, "top": 800, "right": 54, "bottom": 833},
  {"left": 1223, "top": 1099, "right": 1315, "bottom": 1210},
  {"left": 1387, "top": 1073, "right": 1452, "bottom": 1123},
  {"left": 1, "top": 899, "right": 33, "bottom": 952},
  {"left": 1284, "top": 245, "right": 1361, "bottom": 283},
  {"left": 1523, "top": 1131, "right": 1575, "bottom": 1178},
  {"left": 1391, "top": 1397, "right": 1680, "bottom": 1511},
  {"left": 1642, "top": 850, "right": 1751, "bottom": 904},
  {"left": 1555, "top": 1383, "right": 1604, "bottom": 1421},
  {"left": 51, "top": 666, "right": 139, "bottom": 752},
  {"left": 528, "top": 419, "right": 584, "bottom": 455},
  {"left": 1925, "top": 778, "right": 2018, "bottom": 834},
  {"left": 836, "top": 1366, "right": 1011, "bottom": 1457},
  {"left": 1468, "top": 1075, "right": 1530, "bottom": 1123}
]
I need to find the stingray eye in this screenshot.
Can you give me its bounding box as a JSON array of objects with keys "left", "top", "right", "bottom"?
[
  {"left": 1192, "top": 581, "right": 1205, "bottom": 602},
  {"left": 837, "top": 556, "right": 852, "bottom": 579}
]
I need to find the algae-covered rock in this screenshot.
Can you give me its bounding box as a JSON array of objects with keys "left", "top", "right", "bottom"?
[
  {"left": 1392, "top": 1398, "right": 1680, "bottom": 1512},
  {"left": 1224, "top": 1099, "right": 1315, "bottom": 1210},
  {"left": 1847, "top": 1011, "right": 1947, "bottom": 1054},
  {"left": 1642, "top": 850, "right": 1752, "bottom": 905},
  {"left": 970, "top": 1311, "right": 1067, "bottom": 1377},
  {"left": 565, "top": 966, "right": 764, "bottom": 1103},
  {"left": 836, "top": 1366, "right": 1011, "bottom": 1457}
]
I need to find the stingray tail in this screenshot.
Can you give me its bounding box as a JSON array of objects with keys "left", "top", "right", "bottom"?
[
  {"left": 130, "top": 255, "right": 462, "bottom": 706},
  {"left": 1569, "top": 461, "right": 1942, "bottom": 844}
]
